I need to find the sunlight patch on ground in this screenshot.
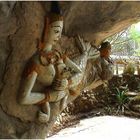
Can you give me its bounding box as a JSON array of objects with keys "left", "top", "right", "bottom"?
[{"left": 47, "top": 116, "right": 140, "bottom": 140}]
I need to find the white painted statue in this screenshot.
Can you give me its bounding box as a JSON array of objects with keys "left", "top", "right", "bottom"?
[{"left": 18, "top": 2, "right": 82, "bottom": 123}]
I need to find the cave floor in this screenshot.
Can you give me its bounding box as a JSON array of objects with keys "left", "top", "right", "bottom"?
[{"left": 48, "top": 116, "right": 140, "bottom": 140}]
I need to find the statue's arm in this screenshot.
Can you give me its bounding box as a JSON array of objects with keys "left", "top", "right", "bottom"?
[{"left": 18, "top": 71, "right": 45, "bottom": 105}]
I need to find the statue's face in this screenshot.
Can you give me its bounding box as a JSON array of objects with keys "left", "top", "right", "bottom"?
[
  {"left": 107, "top": 47, "right": 111, "bottom": 57},
  {"left": 47, "top": 21, "right": 63, "bottom": 45},
  {"left": 100, "top": 46, "right": 111, "bottom": 58}
]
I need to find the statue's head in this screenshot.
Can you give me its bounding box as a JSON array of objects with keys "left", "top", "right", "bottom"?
[
  {"left": 99, "top": 41, "right": 111, "bottom": 58},
  {"left": 46, "top": 1, "right": 63, "bottom": 45}
]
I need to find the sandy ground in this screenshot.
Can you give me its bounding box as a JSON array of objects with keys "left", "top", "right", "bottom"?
[{"left": 47, "top": 116, "right": 140, "bottom": 140}]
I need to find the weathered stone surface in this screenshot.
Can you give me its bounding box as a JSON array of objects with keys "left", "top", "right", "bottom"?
[{"left": 62, "top": 1, "right": 140, "bottom": 45}]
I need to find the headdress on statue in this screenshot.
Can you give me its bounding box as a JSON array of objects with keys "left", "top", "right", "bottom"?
[
  {"left": 49, "top": 1, "right": 63, "bottom": 23},
  {"left": 39, "top": 1, "right": 63, "bottom": 49},
  {"left": 99, "top": 41, "right": 111, "bottom": 51},
  {"left": 99, "top": 41, "right": 111, "bottom": 58}
]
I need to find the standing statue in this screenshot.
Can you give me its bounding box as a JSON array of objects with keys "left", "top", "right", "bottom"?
[{"left": 18, "top": 2, "right": 82, "bottom": 123}]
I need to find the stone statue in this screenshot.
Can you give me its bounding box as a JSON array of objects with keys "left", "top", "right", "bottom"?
[
  {"left": 96, "top": 41, "right": 114, "bottom": 81},
  {"left": 84, "top": 41, "right": 114, "bottom": 91},
  {"left": 18, "top": 2, "right": 82, "bottom": 123}
]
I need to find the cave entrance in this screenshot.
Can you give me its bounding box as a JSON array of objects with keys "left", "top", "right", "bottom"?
[{"left": 106, "top": 22, "right": 140, "bottom": 75}]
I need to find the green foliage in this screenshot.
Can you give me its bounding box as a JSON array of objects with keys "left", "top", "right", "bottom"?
[
  {"left": 115, "top": 87, "right": 129, "bottom": 107},
  {"left": 130, "top": 23, "right": 140, "bottom": 43},
  {"left": 106, "top": 22, "right": 140, "bottom": 57},
  {"left": 129, "top": 23, "right": 140, "bottom": 56},
  {"left": 134, "top": 47, "right": 140, "bottom": 56}
]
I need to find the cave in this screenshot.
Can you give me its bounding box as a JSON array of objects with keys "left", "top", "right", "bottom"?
[{"left": 0, "top": 1, "right": 140, "bottom": 139}]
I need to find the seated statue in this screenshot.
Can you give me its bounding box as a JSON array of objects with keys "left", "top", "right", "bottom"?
[
  {"left": 18, "top": 2, "right": 82, "bottom": 123},
  {"left": 96, "top": 41, "right": 114, "bottom": 81},
  {"left": 84, "top": 41, "right": 114, "bottom": 91}
]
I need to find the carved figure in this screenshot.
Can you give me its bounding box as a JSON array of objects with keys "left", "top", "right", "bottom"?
[
  {"left": 18, "top": 2, "right": 82, "bottom": 123},
  {"left": 97, "top": 41, "right": 114, "bottom": 80},
  {"left": 84, "top": 41, "right": 114, "bottom": 91}
]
